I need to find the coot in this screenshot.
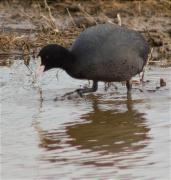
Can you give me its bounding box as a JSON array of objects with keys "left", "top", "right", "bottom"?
[{"left": 36, "top": 23, "right": 149, "bottom": 95}]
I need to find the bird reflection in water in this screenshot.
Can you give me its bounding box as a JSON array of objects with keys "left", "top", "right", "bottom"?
[
  {"left": 34, "top": 94, "right": 150, "bottom": 165},
  {"left": 66, "top": 95, "right": 150, "bottom": 154}
]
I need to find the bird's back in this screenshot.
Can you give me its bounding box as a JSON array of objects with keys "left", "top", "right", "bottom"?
[{"left": 70, "top": 23, "right": 149, "bottom": 81}]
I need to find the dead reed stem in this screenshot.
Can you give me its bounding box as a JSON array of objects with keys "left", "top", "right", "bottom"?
[
  {"left": 78, "top": 4, "right": 97, "bottom": 25},
  {"left": 141, "top": 48, "right": 153, "bottom": 82},
  {"left": 66, "top": 8, "right": 77, "bottom": 27},
  {"left": 117, "top": 13, "right": 122, "bottom": 26},
  {"left": 42, "top": 0, "right": 58, "bottom": 32}
]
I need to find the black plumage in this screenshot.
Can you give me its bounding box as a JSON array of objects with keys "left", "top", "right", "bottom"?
[{"left": 37, "top": 23, "right": 149, "bottom": 94}]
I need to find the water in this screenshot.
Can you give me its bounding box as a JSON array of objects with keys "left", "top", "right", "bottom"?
[{"left": 1, "top": 60, "right": 171, "bottom": 180}]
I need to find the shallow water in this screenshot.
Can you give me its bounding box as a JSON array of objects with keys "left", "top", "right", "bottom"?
[{"left": 1, "top": 60, "right": 171, "bottom": 180}]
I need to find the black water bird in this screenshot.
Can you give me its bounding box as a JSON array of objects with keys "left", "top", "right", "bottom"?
[{"left": 36, "top": 23, "right": 149, "bottom": 96}]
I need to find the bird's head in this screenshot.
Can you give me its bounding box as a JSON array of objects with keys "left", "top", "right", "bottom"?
[{"left": 36, "top": 44, "right": 71, "bottom": 77}]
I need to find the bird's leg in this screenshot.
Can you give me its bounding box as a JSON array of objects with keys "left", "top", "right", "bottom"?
[
  {"left": 60, "top": 81, "right": 98, "bottom": 99},
  {"left": 126, "top": 80, "right": 132, "bottom": 93},
  {"left": 126, "top": 79, "right": 144, "bottom": 93},
  {"left": 76, "top": 81, "right": 98, "bottom": 97}
]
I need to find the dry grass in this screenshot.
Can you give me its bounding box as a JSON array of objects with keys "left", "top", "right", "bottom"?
[
  {"left": 0, "top": 0, "right": 170, "bottom": 67},
  {"left": 0, "top": 27, "right": 82, "bottom": 64}
]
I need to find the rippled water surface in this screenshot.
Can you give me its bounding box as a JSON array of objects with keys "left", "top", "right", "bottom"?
[{"left": 1, "top": 60, "right": 171, "bottom": 180}]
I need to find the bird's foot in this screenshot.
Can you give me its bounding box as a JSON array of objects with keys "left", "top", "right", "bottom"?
[
  {"left": 55, "top": 81, "right": 98, "bottom": 100},
  {"left": 76, "top": 86, "right": 97, "bottom": 97},
  {"left": 62, "top": 90, "right": 80, "bottom": 98},
  {"left": 54, "top": 90, "right": 80, "bottom": 101}
]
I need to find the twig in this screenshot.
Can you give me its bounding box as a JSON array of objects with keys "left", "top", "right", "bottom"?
[
  {"left": 141, "top": 48, "right": 153, "bottom": 82},
  {"left": 44, "top": 0, "right": 55, "bottom": 23},
  {"left": 66, "top": 8, "right": 77, "bottom": 27},
  {"left": 138, "top": 1, "right": 141, "bottom": 15},
  {"left": 43, "top": 0, "right": 59, "bottom": 32},
  {"left": 117, "top": 13, "right": 122, "bottom": 26},
  {"left": 25, "top": 64, "right": 34, "bottom": 74},
  {"left": 38, "top": 86, "right": 43, "bottom": 102},
  {"left": 146, "top": 48, "right": 154, "bottom": 66},
  {"left": 24, "top": 62, "right": 44, "bottom": 102},
  {"left": 78, "top": 4, "right": 97, "bottom": 24}
]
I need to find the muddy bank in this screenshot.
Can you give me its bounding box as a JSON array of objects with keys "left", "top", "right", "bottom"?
[{"left": 0, "top": 0, "right": 171, "bottom": 66}]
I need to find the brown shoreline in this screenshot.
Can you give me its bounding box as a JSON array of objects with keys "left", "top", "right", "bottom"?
[{"left": 0, "top": 0, "right": 171, "bottom": 66}]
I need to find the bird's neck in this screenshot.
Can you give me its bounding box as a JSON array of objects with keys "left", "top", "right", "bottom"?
[{"left": 59, "top": 48, "right": 76, "bottom": 72}]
